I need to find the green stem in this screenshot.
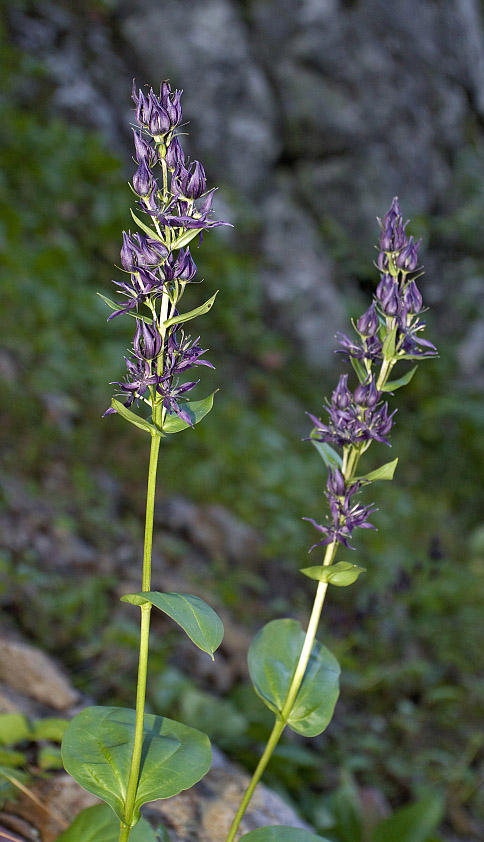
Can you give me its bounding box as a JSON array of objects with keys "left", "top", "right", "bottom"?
[{"left": 118, "top": 432, "right": 161, "bottom": 842}]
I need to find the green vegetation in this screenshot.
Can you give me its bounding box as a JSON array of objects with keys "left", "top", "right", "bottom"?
[{"left": 1, "top": 25, "right": 484, "bottom": 842}]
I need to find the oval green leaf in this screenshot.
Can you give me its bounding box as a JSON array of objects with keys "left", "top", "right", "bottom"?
[
  {"left": 248, "top": 619, "right": 340, "bottom": 737},
  {"left": 56, "top": 803, "right": 157, "bottom": 842},
  {"left": 163, "top": 291, "right": 218, "bottom": 330},
  {"left": 162, "top": 392, "right": 216, "bottom": 433},
  {"left": 121, "top": 592, "right": 224, "bottom": 658},
  {"left": 61, "top": 706, "right": 211, "bottom": 824},
  {"left": 300, "top": 561, "right": 366, "bottom": 587},
  {"left": 239, "top": 828, "right": 331, "bottom": 842}
]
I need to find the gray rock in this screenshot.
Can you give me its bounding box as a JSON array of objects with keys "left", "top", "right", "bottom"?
[{"left": 0, "top": 634, "right": 79, "bottom": 711}]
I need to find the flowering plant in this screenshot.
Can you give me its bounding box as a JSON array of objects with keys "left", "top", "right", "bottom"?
[{"left": 58, "top": 82, "right": 437, "bottom": 842}]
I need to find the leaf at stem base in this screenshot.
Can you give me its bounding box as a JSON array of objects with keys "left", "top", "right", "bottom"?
[{"left": 55, "top": 803, "right": 157, "bottom": 842}]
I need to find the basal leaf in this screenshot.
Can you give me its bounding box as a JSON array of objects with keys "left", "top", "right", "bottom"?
[
  {"left": 121, "top": 592, "right": 224, "bottom": 658},
  {"left": 162, "top": 392, "right": 216, "bottom": 433},
  {"left": 248, "top": 619, "right": 340, "bottom": 737},
  {"left": 163, "top": 291, "right": 218, "bottom": 329},
  {"left": 380, "top": 366, "right": 417, "bottom": 392},
  {"left": 310, "top": 439, "right": 343, "bottom": 469},
  {"left": 56, "top": 803, "right": 157, "bottom": 842},
  {"left": 300, "top": 561, "right": 366, "bottom": 587},
  {"left": 111, "top": 400, "right": 160, "bottom": 435},
  {"left": 61, "top": 706, "right": 211, "bottom": 824},
  {"left": 239, "top": 828, "right": 331, "bottom": 842},
  {"left": 358, "top": 458, "right": 398, "bottom": 483}
]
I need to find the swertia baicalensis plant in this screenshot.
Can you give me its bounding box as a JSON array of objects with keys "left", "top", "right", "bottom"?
[{"left": 58, "top": 80, "right": 437, "bottom": 842}]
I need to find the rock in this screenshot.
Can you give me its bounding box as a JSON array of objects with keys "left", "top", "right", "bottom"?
[{"left": 0, "top": 635, "right": 79, "bottom": 712}]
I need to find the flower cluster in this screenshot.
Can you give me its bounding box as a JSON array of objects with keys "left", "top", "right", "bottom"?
[
  {"left": 305, "top": 198, "right": 436, "bottom": 553},
  {"left": 104, "top": 82, "right": 227, "bottom": 426}
]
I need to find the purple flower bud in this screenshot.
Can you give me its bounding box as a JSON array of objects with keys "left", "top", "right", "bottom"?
[
  {"left": 132, "top": 85, "right": 152, "bottom": 129},
  {"left": 376, "top": 274, "right": 393, "bottom": 302},
  {"left": 353, "top": 378, "right": 379, "bottom": 409},
  {"left": 380, "top": 283, "right": 400, "bottom": 317},
  {"left": 327, "top": 467, "right": 346, "bottom": 497},
  {"left": 176, "top": 249, "right": 197, "bottom": 282},
  {"left": 171, "top": 162, "right": 189, "bottom": 196},
  {"left": 185, "top": 161, "right": 206, "bottom": 199},
  {"left": 133, "top": 131, "right": 156, "bottom": 166},
  {"left": 165, "top": 89, "right": 183, "bottom": 127},
  {"left": 148, "top": 92, "right": 171, "bottom": 137},
  {"left": 357, "top": 302, "right": 379, "bottom": 337},
  {"left": 332, "top": 374, "right": 352, "bottom": 409},
  {"left": 132, "top": 160, "right": 154, "bottom": 197},
  {"left": 165, "top": 137, "right": 185, "bottom": 169},
  {"left": 120, "top": 231, "right": 137, "bottom": 272},
  {"left": 397, "top": 236, "right": 420, "bottom": 272},
  {"left": 403, "top": 280, "right": 423, "bottom": 314},
  {"left": 134, "top": 319, "right": 162, "bottom": 361}
]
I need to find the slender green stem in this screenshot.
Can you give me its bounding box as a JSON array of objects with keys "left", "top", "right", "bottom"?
[{"left": 118, "top": 432, "right": 161, "bottom": 842}]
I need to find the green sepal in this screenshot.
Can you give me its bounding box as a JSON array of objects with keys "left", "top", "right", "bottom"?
[
  {"left": 358, "top": 457, "right": 398, "bottom": 483},
  {"left": 350, "top": 355, "right": 368, "bottom": 383},
  {"left": 111, "top": 399, "right": 161, "bottom": 436},
  {"left": 130, "top": 209, "right": 166, "bottom": 244},
  {"left": 56, "top": 803, "right": 157, "bottom": 842},
  {"left": 310, "top": 438, "right": 343, "bottom": 469},
  {"left": 382, "top": 324, "right": 398, "bottom": 361},
  {"left": 162, "top": 391, "right": 216, "bottom": 433},
  {"left": 300, "top": 561, "right": 366, "bottom": 587},
  {"left": 239, "top": 829, "right": 331, "bottom": 842},
  {"left": 97, "top": 294, "right": 153, "bottom": 324},
  {"left": 380, "top": 366, "right": 417, "bottom": 392},
  {"left": 163, "top": 291, "right": 218, "bottom": 329},
  {"left": 121, "top": 592, "right": 224, "bottom": 659},
  {"left": 173, "top": 227, "right": 205, "bottom": 250},
  {"left": 61, "top": 706, "right": 211, "bottom": 825},
  {"left": 248, "top": 619, "right": 340, "bottom": 737}
]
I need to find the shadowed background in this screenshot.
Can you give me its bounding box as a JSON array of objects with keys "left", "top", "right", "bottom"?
[{"left": 0, "top": 1, "right": 483, "bottom": 840}]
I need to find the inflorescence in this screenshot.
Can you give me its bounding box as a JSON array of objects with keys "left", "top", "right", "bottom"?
[
  {"left": 104, "top": 81, "right": 227, "bottom": 427},
  {"left": 305, "top": 197, "right": 437, "bottom": 553}
]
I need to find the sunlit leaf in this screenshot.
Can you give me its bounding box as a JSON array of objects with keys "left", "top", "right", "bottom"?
[
  {"left": 310, "top": 439, "right": 343, "bottom": 469},
  {"left": 121, "top": 592, "right": 224, "bottom": 658},
  {"left": 162, "top": 392, "right": 216, "bottom": 433},
  {"left": 300, "top": 561, "right": 366, "bottom": 587},
  {"left": 248, "top": 619, "right": 340, "bottom": 737},
  {"left": 380, "top": 366, "right": 417, "bottom": 392},
  {"left": 61, "top": 706, "right": 211, "bottom": 824},
  {"left": 358, "top": 458, "right": 398, "bottom": 482},
  {"left": 370, "top": 793, "right": 444, "bottom": 842},
  {"left": 239, "top": 829, "right": 331, "bottom": 842},
  {"left": 111, "top": 400, "right": 160, "bottom": 435},
  {"left": 163, "top": 291, "right": 218, "bottom": 329}
]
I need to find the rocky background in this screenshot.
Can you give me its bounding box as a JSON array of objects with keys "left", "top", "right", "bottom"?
[{"left": 2, "top": 1, "right": 484, "bottom": 840}]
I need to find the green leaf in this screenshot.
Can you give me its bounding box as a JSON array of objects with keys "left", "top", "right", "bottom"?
[
  {"left": 56, "top": 803, "right": 157, "bottom": 842},
  {"left": 358, "top": 458, "right": 398, "bottom": 483},
  {"left": 96, "top": 294, "right": 153, "bottom": 324},
  {"left": 130, "top": 209, "right": 165, "bottom": 243},
  {"left": 163, "top": 291, "right": 218, "bottom": 330},
  {"left": 162, "top": 392, "right": 216, "bottom": 433},
  {"left": 111, "top": 399, "right": 160, "bottom": 436},
  {"left": 121, "top": 592, "right": 224, "bottom": 659},
  {"left": 173, "top": 227, "right": 205, "bottom": 249},
  {"left": 61, "top": 706, "right": 211, "bottom": 824},
  {"left": 350, "top": 355, "right": 368, "bottom": 383},
  {"left": 310, "top": 439, "right": 343, "bottom": 469},
  {"left": 30, "top": 717, "right": 68, "bottom": 742},
  {"left": 239, "top": 828, "right": 331, "bottom": 842},
  {"left": 370, "top": 793, "right": 444, "bottom": 842},
  {"left": 380, "top": 366, "right": 417, "bottom": 392},
  {"left": 0, "top": 748, "right": 26, "bottom": 767},
  {"left": 248, "top": 619, "right": 340, "bottom": 737},
  {"left": 300, "top": 561, "right": 366, "bottom": 587},
  {"left": 382, "top": 324, "right": 398, "bottom": 361},
  {"left": 38, "top": 744, "right": 63, "bottom": 770},
  {"left": 0, "top": 714, "right": 30, "bottom": 746}
]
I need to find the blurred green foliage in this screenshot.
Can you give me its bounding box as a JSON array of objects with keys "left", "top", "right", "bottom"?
[{"left": 1, "top": 19, "right": 484, "bottom": 842}]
